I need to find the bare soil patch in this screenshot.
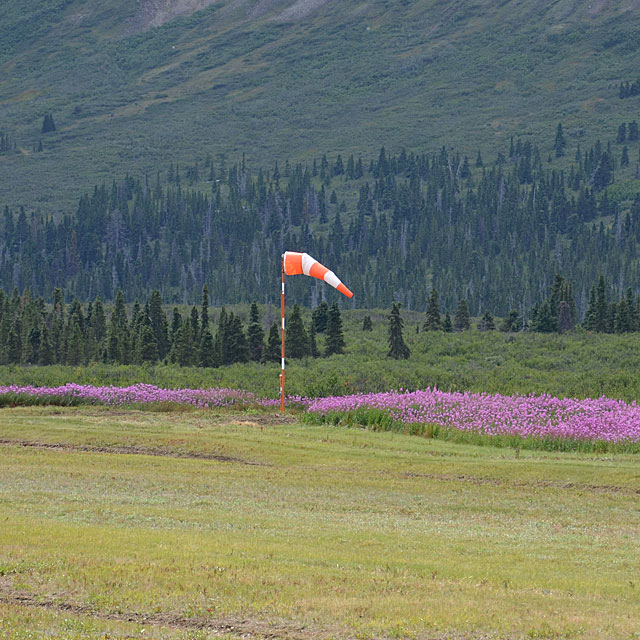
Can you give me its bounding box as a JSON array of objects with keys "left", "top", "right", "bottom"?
[
  {"left": 0, "top": 588, "right": 342, "bottom": 639},
  {"left": 0, "top": 587, "right": 503, "bottom": 639},
  {"left": 0, "top": 439, "right": 268, "bottom": 465}
]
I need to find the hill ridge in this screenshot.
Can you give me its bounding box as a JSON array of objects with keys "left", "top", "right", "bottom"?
[{"left": 1, "top": 0, "right": 640, "bottom": 211}]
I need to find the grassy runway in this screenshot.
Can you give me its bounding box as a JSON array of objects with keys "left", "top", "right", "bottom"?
[{"left": 0, "top": 406, "right": 638, "bottom": 639}]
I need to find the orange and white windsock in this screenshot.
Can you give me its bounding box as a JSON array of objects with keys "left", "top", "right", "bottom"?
[{"left": 283, "top": 252, "right": 353, "bottom": 298}]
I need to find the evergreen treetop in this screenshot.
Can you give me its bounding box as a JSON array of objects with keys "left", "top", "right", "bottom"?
[{"left": 387, "top": 303, "right": 410, "bottom": 359}]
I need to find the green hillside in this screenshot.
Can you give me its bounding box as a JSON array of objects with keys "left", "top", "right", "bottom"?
[{"left": 2, "top": 0, "right": 640, "bottom": 211}]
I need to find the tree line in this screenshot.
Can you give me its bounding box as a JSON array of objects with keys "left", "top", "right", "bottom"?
[
  {"left": 1, "top": 123, "right": 640, "bottom": 315},
  {"left": 385, "top": 272, "right": 640, "bottom": 360},
  {"left": 1, "top": 268, "right": 637, "bottom": 367},
  {"left": 0, "top": 132, "right": 16, "bottom": 153},
  {"left": 619, "top": 79, "right": 640, "bottom": 99},
  {"left": 0, "top": 286, "right": 346, "bottom": 367}
]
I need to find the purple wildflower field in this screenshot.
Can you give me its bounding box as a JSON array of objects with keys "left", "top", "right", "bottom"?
[
  {"left": 306, "top": 389, "right": 640, "bottom": 445},
  {"left": 1, "top": 383, "right": 640, "bottom": 446},
  {"left": 0, "top": 383, "right": 257, "bottom": 408}
]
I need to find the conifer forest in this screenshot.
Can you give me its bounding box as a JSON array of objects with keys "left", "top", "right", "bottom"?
[{"left": 3, "top": 127, "right": 640, "bottom": 324}]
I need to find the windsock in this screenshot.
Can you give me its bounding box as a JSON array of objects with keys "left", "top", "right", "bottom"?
[{"left": 283, "top": 251, "right": 353, "bottom": 298}]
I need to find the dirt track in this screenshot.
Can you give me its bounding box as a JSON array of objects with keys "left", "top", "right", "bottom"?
[
  {"left": 0, "top": 438, "right": 269, "bottom": 465},
  {"left": 0, "top": 588, "right": 340, "bottom": 640},
  {"left": 0, "top": 586, "right": 504, "bottom": 640}
]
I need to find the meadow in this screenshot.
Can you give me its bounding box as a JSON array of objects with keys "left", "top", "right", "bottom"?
[
  {"left": 2, "top": 322, "right": 640, "bottom": 402},
  {"left": 1, "top": 406, "right": 639, "bottom": 639},
  {"left": 1, "top": 327, "right": 640, "bottom": 638}
]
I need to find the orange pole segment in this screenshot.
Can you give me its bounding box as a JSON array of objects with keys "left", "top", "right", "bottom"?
[{"left": 280, "top": 257, "right": 285, "bottom": 413}]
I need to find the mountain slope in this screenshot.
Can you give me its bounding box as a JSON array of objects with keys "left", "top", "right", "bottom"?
[{"left": 1, "top": 0, "right": 640, "bottom": 211}]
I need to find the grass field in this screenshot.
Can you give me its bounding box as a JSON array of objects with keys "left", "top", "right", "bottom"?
[{"left": 0, "top": 406, "right": 638, "bottom": 639}]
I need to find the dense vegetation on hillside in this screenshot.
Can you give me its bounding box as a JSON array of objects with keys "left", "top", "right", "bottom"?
[
  {"left": 3, "top": 128, "right": 640, "bottom": 313},
  {"left": 2, "top": 0, "right": 640, "bottom": 210}
]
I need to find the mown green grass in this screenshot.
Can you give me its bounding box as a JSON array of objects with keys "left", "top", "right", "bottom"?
[{"left": 0, "top": 406, "right": 638, "bottom": 639}]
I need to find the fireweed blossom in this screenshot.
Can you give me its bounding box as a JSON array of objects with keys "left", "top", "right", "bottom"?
[
  {"left": 2, "top": 384, "right": 639, "bottom": 444},
  {"left": 306, "top": 389, "right": 640, "bottom": 444},
  {"left": 0, "top": 383, "right": 256, "bottom": 408}
]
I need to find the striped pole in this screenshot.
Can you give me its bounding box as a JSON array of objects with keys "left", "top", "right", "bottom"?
[{"left": 280, "top": 255, "right": 285, "bottom": 413}]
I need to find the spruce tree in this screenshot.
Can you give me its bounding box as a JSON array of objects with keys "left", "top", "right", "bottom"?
[
  {"left": 594, "top": 275, "right": 607, "bottom": 332},
  {"left": 27, "top": 326, "right": 41, "bottom": 364},
  {"left": 41, "top": 114, "right": 56, "bottom": 133},
  {"left": 199, "top": 328, "right": 217, "bottom": 367},
  {"left": 308, "top": 321, "right": 319, "bottom": 358},
  {"left": 130, "top": 300, "right": 142, "bottom": 333},
  {"left": 549, "top": 274, "right": 566, "bottom": 320},
  {"left": 459, "top": 156, "right": 471, "bottom": 179},
  {"left": 92, "top": 298, "right": 107, "bottom": 344},
  {"left": 592, "top": 152, "right": 614, "bottom": 191},
  {"left": 325, "top": 303, "right": 345, "bottom": 356},
  {"left": 137, "top": 323, "right": 159, "bottom": 363},
  {"left": 557, "top": 301, "right": 574, "bottom": 333},
  {"left": 247, "top": 301, "right": 264, "bottom": 362},
  {"left": 500, "top": 310, "right": 520, "bottom": 332},
  {"left": 478, "top": 311, "right": 495, "bottom": 331},
  {"left": 423, "top": 288, "right": 441, "bottom": 330},
  {"left": 362, "top": 315, "right": 373, "bottom": 331},
  {"left": 453, "top": 298, "right": 471, "bottom": 331},
  {"left": 442, "top": 313, "right": 453, "bottom": 333},
  {"left": 107, "top": 327, "right": 120, "bottom": 363},
  {"left": 584, "top": 285, "right": 598, "bottom": 331},
  {"left": 214, "top": 307, "right": 228, "bottom": 365},
  {"left": 554, "top": 122, "right": 566, "bottom": 157},
  {"left": 38, "top": 325, "right": 53, "bottom": 366},
  {"left": 387, "top": 303, "right": 410, "bottom": 359},
  {"left": 614, "top": 298, "right": 632, "bottom": 333},
  {"left": 190, "top": 306, "right": 200, "bottom": 342},
  {"left": 50, "top": 288, "right": 64, "bottom": 362},
  {"left": 626, "top": 288, "right": 637, "bottom": 331},
  {"left": 263, "top": 321, "right": 281, "bottom": 363},
  {"left": 226, "top": 314, "right": 249, "bottom": 364},
  {"left": 532, "top": 301, "right": 556, "bottom": 332},
  {"left": 148, "top": 291, "right": 169, "bottom": 359},
  {"left": 621, "top": 146, "right": 630, "bottom": 167},
  {"left": 171, "top": 320, "right": 195, "bottom": 366},
  {"left": 170, "top": 307, "right": 182, "bottom": 343},
  {"left": 66, "top": 319, "right": 84, "bottom": 365},
  {"left": 287, "top": 305, "right": 309, "bottom": 359},
  {"left": 606, "top": 302, "right": 616, "bottom": 334},
  {"left": 200, "top": 284, "right": 209, "bottom": 332},
  {"left": 312, "top": 302, "right": 329, "bottom": 333}
]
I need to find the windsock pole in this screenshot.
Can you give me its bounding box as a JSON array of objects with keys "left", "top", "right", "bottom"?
[
  {"left": 279, "top": 251, "right": 352, "bottom": 413},
  {"left": 280, "top": 255, "right": 286, "bottom": 413}
]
